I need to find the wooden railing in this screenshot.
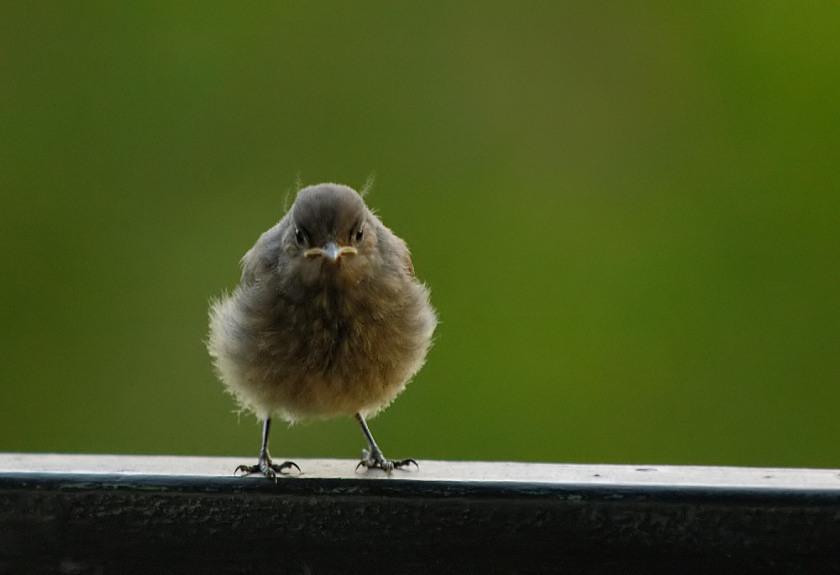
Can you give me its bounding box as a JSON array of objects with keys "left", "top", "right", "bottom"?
[{"left": 1, "top": 453, "right": 839, "bottom": 573}]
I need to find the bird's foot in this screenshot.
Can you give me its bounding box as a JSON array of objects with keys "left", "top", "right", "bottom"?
[
  {"left": 235, "top": 455, "right": 300, "bottom": 481},
  {"left": 356, "top": 447, "right": 418, "bottom": 474}
]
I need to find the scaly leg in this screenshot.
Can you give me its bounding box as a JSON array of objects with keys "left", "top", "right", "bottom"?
[
  {"left": 354, "top": 413, "right": 418, "bottom": 474},
  {"left": 235, "top": 417, "right": 300, "bottom": 480}
]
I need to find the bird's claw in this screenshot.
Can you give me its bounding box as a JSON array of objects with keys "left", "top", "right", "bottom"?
[
  {"left": 235, "top": 457, "right": 300, "bottom": 481},
  {"left": 356, "top": 448, "right": 418, "bottom": 474}
]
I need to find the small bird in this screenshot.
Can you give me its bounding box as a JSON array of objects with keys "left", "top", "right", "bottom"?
[{"left": 207, "top": 183, "right": 437, "bottom": 478}]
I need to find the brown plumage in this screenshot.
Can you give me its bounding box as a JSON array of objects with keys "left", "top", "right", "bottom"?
[{"left": 208, "top": 183, "right": 437, "bottom": 477}]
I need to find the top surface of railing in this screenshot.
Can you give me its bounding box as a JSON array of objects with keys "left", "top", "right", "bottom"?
[{"left": 2, "top": 452, "right": 839, "bottom": 491}]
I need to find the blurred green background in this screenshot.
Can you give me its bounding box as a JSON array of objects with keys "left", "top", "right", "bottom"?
[{"left": 2, "top": 3, "right": 838, "bottom": 468}]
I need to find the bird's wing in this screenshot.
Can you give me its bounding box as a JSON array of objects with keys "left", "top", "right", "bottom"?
[
  {"left": 240, "top": 220, "right": 287, "bottom": 285},
  {"left": 393, "top": 233, "right": 415, "bottom": 277},
  {"left": 402, "top": 248, "right": 415, "bottom": 277}
]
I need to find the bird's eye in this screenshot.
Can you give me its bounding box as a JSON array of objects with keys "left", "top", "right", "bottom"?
[
  {"left": 295, "top": 228, "right": 305, "bottom": 245},
  {"left": 354, "top": 228, "right": 364, "bottom": 242}
]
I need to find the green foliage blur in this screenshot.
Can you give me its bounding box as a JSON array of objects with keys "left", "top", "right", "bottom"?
[{"left": 2, "top": 3, "right": 839, "bottom": 468}]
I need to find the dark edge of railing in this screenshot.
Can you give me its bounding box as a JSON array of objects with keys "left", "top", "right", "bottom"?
[
  {"left": 3, "top": 469, "right": 840, "bottom": 502},
  {"left": 1, "top": 456, "right": 839, "bottom": 574}
]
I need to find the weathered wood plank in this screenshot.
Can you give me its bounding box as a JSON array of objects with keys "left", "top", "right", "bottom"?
[{"left": 1, "top": 453, "right": 839, "bottom": 573}]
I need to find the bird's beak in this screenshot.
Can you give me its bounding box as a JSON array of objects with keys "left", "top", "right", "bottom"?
[{"left": 304, "top": 241, "right": 358, "bottom": 262}]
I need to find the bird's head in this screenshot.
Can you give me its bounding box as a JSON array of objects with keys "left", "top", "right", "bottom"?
[{"left": 287, "top": 184, "right": 377, "bottom": 284}]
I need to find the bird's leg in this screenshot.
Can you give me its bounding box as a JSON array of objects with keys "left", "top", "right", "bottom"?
[
  {"left": 354, "top": 413, "right": 418, "bottom": 474},
  {"left": 234, "top": 417, "right": 300, "bottom": 480}
]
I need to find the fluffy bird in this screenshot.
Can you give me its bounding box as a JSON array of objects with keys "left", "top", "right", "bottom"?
[{"left": 208, "top": 183, "right": 437, "bottom": 477}]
